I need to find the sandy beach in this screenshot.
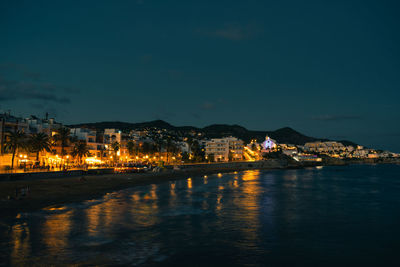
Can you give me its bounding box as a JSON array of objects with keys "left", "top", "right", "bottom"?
[
  {"left": 1, "top": 158, "right": 398, "bottom": 217},
  {"left": 0, "top": 161, "right": 295, "bottom": 216}
]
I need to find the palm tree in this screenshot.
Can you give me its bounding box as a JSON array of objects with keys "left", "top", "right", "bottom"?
[
  {"left": 4, "top": 130, "right": 27, "bottom": 169},
  {"left": 53, "top": 127, "right": 71, "bottom": 158},
  {"left": 126, "top": 140, "right": 136, "bottom": 158},
  {"left": 251, "top": 142, "right": 258, "bottom": 152},
  {"left": 153, "top": 137, "right": 165, "bottom": 159},
  {"left": 111, "top": 141, "right": 120, "bottom": 163},
  {"left": 99, "top": 144, "right": 105, "bottom": 163},
  {"left": 29, "top": 133, "right": 52, "bottom": 162},
  {"left": 166, "top": 138, "right": 175, "bottom": 163},
  {"left": 71, "top": 140, "right": 91, "bottom": 165}
]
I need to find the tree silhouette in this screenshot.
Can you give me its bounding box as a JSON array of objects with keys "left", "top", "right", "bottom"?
[{"left": 4, "top": 130, "right": 27, "bottom": 169}]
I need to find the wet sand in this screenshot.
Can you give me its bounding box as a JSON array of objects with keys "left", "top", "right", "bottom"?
[
  {"left": 3, "top": 157, "right": 395, "bottom": 217},
  {"left": 0, "top": 165, "right": 287, "bottom": 216}
]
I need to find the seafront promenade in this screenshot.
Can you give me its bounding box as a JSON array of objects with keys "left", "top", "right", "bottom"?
[
  {"left": 0, "top": 160, "right": 292, "bottom": 214},
  {"left": 0, "top": 160, "right": 291, "bottom": 182},
  {"left": 1, "top": 158, "right": 398, "bottom": 216}
]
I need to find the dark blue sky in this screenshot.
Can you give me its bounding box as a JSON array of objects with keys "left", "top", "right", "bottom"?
[{"left": 1, "top": 0, "right": 399, "bottom": 152}]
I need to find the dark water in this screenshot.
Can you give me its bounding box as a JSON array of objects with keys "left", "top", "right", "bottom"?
[{"left": 1, "top": 164, "right": 400, "bottom": 266}]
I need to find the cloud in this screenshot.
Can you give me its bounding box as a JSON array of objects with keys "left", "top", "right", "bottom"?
[
  {"left": 200, "top": 23, "right": 261, "bottom": 41},
  {"left": 167, "top": 70, "right": 183, "bottom": 80},
  {"left": 312, "top": 115, "right": 362, "bottom": 122},
  {"left": 191, "top": 112, "right": 201, "bottom": 119},
  {"left": 326, "top": 135, "right": 348, "bottom": 139},
  {"left": 0, "top": 63, "right": 77, "bottom": 104},
  {"left": 201, "top": 101, "right": 215, "bottom": 110},
  {"left": 378, "top": 132, "right": 400, "bottom": 137},
  {"left": 140, "top": 54, "right": 153, "bottom": 64},
  {"left": 22, "top": 70, "right": 42, "bottom": 81},
  {"left": 152, "top": 106, "right": 176, "bottom": 121},
  {"left": 0, "top": 78, "right": 71, "bottom": 103},
  {"left": 214, "top": 26, "right": 248, "bottom": 41}
]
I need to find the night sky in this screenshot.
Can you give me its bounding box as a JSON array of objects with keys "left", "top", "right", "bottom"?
[{"left": 0, "top": 0, "right": 399, "bottom": 152}]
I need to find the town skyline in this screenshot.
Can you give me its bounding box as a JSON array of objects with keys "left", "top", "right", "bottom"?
[
  {"left": 1, "top": 1, "right": 399, "bottom": 152},
  {"left": 1, "top": 2, "right": 400, "bottom": 265},
  {"left": 1, "top": 109, "right": 399, "bottom": 153}
]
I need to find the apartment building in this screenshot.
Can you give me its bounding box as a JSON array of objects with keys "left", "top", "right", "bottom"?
[
  {"left": 205, "top": 136, "right": 244, "bottom": 162},
  {"left": 303, "top": 141, "right": 346, "bottom": 153},
  {"left": 26, "top": 115, "right": 62, "bottom": 136},
  {"left": 0, "top": 113, "right": 29, "bottom": 155}
]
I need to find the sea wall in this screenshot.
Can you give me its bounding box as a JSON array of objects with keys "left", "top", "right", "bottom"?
[
  {"left": 0, "top": 168, "right": 114, "bottom": 182},
  {"left": 175, "top": 159, "right": 288, "bottom": 172}
]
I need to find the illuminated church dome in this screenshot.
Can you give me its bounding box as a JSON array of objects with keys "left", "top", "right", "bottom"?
[{"left": 262, "top": 136, "right": 277, "bottom": 150}]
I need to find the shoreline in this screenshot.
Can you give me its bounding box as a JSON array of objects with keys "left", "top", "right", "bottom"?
[{"left": 1, "top": 159, "right": 398, "bottom": 217}]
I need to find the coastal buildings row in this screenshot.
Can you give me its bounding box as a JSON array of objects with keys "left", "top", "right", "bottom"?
[
  {"left": 205, "top": 137, "right": 243, "bottom": 162},
  {"left": 0, "top": 112, "right": 399, "bottom": 170}
]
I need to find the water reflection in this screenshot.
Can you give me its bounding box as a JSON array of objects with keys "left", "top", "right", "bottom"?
[
  {"left": 42, "top": 210, "right": 73, "bottom": 250},
  {"left": 10, "top": 222, "right": 31, "bottom": 266},
  {"left": 169, "top": 182, "right": 176, "bottom": 197},
  {"left": 234, "top": 170, "right": 262, "bottom": 250},
  {"left": 5, "top": 170, "right": 266, "bottom": 265},
  {"left": 129, "top": 184, "right": 159, "bottom": 228},
  {"left": 2, "top": 166, "right": 397, "bottom": 266}
]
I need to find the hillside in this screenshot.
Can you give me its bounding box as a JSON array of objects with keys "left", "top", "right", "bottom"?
[{"left": 68, "top": 120, "right": 354, "bottom": 146}]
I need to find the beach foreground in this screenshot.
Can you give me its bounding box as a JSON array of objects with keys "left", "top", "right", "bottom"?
[
  {"left": 1, "top": 164, "right": 399, "bottom": 266},
  {"left": 1, "top": 158, "right": 397, "bottom": 216},
  {"left": 0, "top": 160, "right": 293, "bottom": 215}
]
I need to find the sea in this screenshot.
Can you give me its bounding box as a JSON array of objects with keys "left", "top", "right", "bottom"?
[{"left": 0, "top": 164, "right": 399, "bottom": 266}]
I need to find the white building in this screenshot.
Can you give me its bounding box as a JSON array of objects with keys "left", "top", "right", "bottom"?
[
  {"left": 262, "top": 136, "right": 277, "bottom": 151},
  {"left": 70, "top": 128, "right": 103, "bottom": 158},
  {"left": 104, "top": 129, "right": 122, "bottom": 144},
  {"left": 70, "top": 128, "right": 96, "bottom": 144},
  {"left": 304, "top": 141, "right": 346, "bottom": 153},
  {"left": 176, "top": 141, "right": 190, "bottom": 154},
  {"left": 205, "top": 137, "right": 243, "bottom": 162},
  {"left": 26, "top": 115, "right": 62, "bottom": 136}
]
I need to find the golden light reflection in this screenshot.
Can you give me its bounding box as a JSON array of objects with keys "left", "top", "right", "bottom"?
[
  {"left": 131, "top": 192, "right": 140, "bottom": 201},
  {"left": 43, "top": 206, "right": 68, "bottom": 211},
  {"left": 86, "top": 204, "right": 101, "bottom": 235},
  {"left": 128, "top": 185, "right": 160, "bottom": 227},
  {"left": 150, "top": 184, "right": 158, "bottom": 200},
  {"left": 187, "top": 178, "right": 192, "bottom": 189},
  {"left": 283, "top": 170, "right": 298, "bottom": 181},
  {"left": 42, "top": 210, "right": 73, "bottom": 250},
  {"left": 233, "top": 170, "right": 262, "bottom": 250},
  {"left": 216, "top": 195, "right": 222, "bottom": 211},
  {"left": 242, "top": 170, "right": 260, "bottom": 181},
  {"left": 10, "top": 222, "right": 31, "bottom": 266},
  {"left": 170, "top": 182, "right": 176, "bottom": 197},
  {"left": 204, "top": 176, "right": 208, "bottom": 184},
  {"left": 217, "top": 173, "right": 222, "bottom": 178},
  {"left": 202, "top": 192, "right": 210, "bottom": 210},
  {"left": 169, "top": 182, "right": 177, "bottom": 207},
  {"left": 103, "top": 198, "right": 122, "bottom": 228}
]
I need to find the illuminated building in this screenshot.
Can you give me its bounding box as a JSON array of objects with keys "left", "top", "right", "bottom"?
[
  {"left": 261, "top": 136, "right": 277, "bottom": 152},
  {"left": 303, "top": 141, "right": 345, "bottom": 153},
  {"left": 26, "top": 115, "right": 62, "bottom": 136},
  {"left": 0, "top": 113, "right": 28, "bottom": 155},
  {"left": 205, "top": 137, "right": 243, "bottom": 162}
]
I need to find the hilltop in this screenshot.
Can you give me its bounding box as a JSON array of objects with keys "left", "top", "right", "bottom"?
[{"left": 68, "top": 120, "right": 356, "bottom": 146}]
